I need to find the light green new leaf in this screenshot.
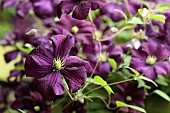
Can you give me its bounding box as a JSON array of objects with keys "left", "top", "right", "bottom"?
[
  {"left": 154, "top": 90, "right": 170, "bottom": 102},
  {"left": 124, "top": 66, "right": 140, "bottom": 77},
  {"left": 94, "top": 76, "right": 114, "bottom": 95},
  {"left": 138, "top": 8, "right": 149, "bottom": 17},
  {"left": 108, "top": 58, "right": 117, "bottom": 70},
  {"left": 156, "top": 3, "right": 170, "bottom": 12},
  {"left": 116, "top": 101, "right": 146, "bottom": 113},
  {"left": 128, "top": 17, "right": 145, "bottom": 24},
  {"left": 138, "top": 76, "right": 157, "bottom": 87},
  {"left": 149, "top": 14, "right": 166, "bottom": 23}
]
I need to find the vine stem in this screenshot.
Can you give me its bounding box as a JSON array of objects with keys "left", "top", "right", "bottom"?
[
  {"left": 140, "top": 55, "right": 169, "bottom": 76},
  {"left": 84, "top": 78, "right": 134, "bottom": 96},
  {"left": 87, "top": 96, "right": 117, "bottom": 110},
  {"left": 99, "top": 26, "right": 133, "bottom": 42}
]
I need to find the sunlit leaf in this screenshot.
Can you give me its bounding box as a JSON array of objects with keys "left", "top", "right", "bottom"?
[
  {"left": 124, "top": 66, "right": 140, "bottom": 77},
  {"left": 149, "top": 14, "right": 166, "bottom": 23},
  {"left": 108, "top": 58, "right": 117, "bottom": 70},
  {"left": 116, "top": 101, "right": 146, "bottom": 113},
  {"left": 128, "top": 17, "right": 145, "bottom": 24},
  {"left": 138, "top": 76, "right": 157, "bottom": 87},
  {"left": 94, "top": 76, "right": 114, "bottom": 95},
  {"left": 154, "top": 90, "right": 170, "bottom": 102}
]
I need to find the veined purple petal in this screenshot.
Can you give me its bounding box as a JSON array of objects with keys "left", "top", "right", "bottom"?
[
  {"left": 58, "top": 1, "right": 76, "bottom": 17},
  {"left": 141, "top": 42, "right": 157, "bottom": 55},
  {"left": 89, "top": 0, "right": 106, "bottom": 10},
  {"left": 25, "top": 46, "right": 53, "bottom": 78},
  {"left": 65, "top": 56, "right": 92, "bottom": 71},
  {"left": 16, "top": 1, "right": 32, "bottom": 18},
  {"left": 155, "top": 62, "right": 170, "bottom": 75},
  {"left": 50, "top": 35, "right": 75, "bottom": 58},
  {"left": 38, "top": 72, "right": 66, "bottom": 96},
  {"left": 72, "top": 1, "right": 91, "bottom": 20},
  {"left": 140, "top": 67, "right": 157, "bottom": 80},
  {"left": 62, "top": 66, "right": 86, "bottom": 93}
]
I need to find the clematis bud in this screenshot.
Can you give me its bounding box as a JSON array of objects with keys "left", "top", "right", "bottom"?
[{"left": 26, "top": 29, "right": 38, "bottom": 36}]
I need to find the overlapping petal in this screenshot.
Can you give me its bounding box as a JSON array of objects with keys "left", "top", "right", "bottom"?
[
  {"left": 50, "top": 35, "right": 75, "bottom": 58},
  {"left": 62, "top": 66, "right": 86, "bottom": 93},
  {"left": 37, "top": 71, "right": 66, "bottom": 96},
  {"left": 25, "top": 46, "right": 53, "bottom": 78}
]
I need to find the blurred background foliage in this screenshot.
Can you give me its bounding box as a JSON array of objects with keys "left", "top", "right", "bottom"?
[{"left": 0, "top": 3, "right": 170, "bottom": 113}]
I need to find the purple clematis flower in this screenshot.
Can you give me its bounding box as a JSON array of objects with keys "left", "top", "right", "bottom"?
[
  {"left": 112, "top": 82, "right": 146, "bottom": 113},
  {"left": 52, "top": 14, "right": 93, "bottom": 45},
  {"left": 58, "top": 0, "right": 106, "bottom": 20},
  {"left": 130, "top": 42, "right": 170, "bottom": 80},
  {"left": 11, "top": 82, "right": 52, "bottom": 113},
  {"left": 25, "top": 34, "right": 91, "bottom": 96}
]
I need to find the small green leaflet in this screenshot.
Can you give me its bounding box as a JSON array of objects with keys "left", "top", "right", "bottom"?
[
  {"left": 116, "top": 101, "right": 146, "bottom": 113},
  {"left": 149, "top": 14, "right": 166, "bottom": 23},
  {"left": 128, "top": 17, "right": 145, "bottom": 24},
  {"left": 154, "top": 90, "right": 170, "bottom": 102},
  {"left": 156, "top": 3, "right": 170, "bottom": 12},
  {"left": 108, "top": 58, "right": 117, "bottom": 70},
  {"left": 138, "top": 8, "right": 149, "bottom": 17},
  {"left": 124, "top": 66, "right": 140, "bottom": 77},
  {"left": 18, "top": 109, "right": 27, "bottom": 113},
  {"left": 94, "top": 76, "right": 114, "bottom": 95},
  {"left": 138, "top": 76, "right": 157, "bottom": 87}
]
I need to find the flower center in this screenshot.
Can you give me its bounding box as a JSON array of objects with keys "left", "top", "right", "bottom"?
[
  {"left": 96, "top": 52, "right": 108, "bottom": 62},
  {"left": 134, "top": 29, "right": 148, "bottom": 40},
  {"left": 94, "top": 30, "right": 103, "bottom": 41},
  {"left": 34, "top": 106, "right": 40, "bottom": 112},
  {"left": 146, "top": 55, "right": 157, "bottom": 65},
  {"left": 53, "top": 58, "right": 65, "bottom": 70},
  {"left": 126, "top": 96, "right": 132, "bottom": 101},
  {"left": 71, "top": 26, "right": 79, "bottom": 34}
]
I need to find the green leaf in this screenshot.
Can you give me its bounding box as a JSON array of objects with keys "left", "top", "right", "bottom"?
[
  {"left": 128, "top": 17, "right": 145, "bottom": 24},
  {"left": 149, "top": 14, "right": 166, "bottom": 23},
  {"left": 138, "top": 8, "right": 149, "bottom": 17},
  {"left": 14, "top": 65, "right": 25, "bottom": 70},
  {"left": 124, "top": 66, "right": 140, "bottom": 77},
  {"left": 116, "top": 101, "right": 146, "bottom": 113},
  {"left": 108, "top": 58, "right": 117, "bottom": 70},
  {"left": 16, "top": 45, "right": 33, "bottom": 54},
  {"left": 94, "top": 76, "right": 114, "bottom": 95},
  {"left": 155, "top": 75, "right": 169, "bottom": 86},
  {"left": 154, "top": 90, "right": 170, "bottom": 102},
  {"left": 114, "top": 9, "right": 128, "bottom": 21},
  {"left": 138, "top": 76, "right": 157, "bottom": 87},
  {"left": 156, "top": 3, "right": 170, "bottom": 12},
  {"left": 18, "top": 109, "right": 27, "bottom": 113},
  {"left": 137, "top": 79, "right": 146, "bottom": 88}
]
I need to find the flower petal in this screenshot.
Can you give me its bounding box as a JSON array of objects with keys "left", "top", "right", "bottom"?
[
  {"left": 25, "top": 46, "right": 53, "bottom": 78},
  {"left": 4, "top": 50, "right": 19, "bottom": 63},
  {"left": 155, "top": 62, "right": 170, "bottom": 75},
  {"left": 62, "top": 66, "right": 86, "bottom": 93},
  {"left": 50, "top": 35, "right": 75, "bottom": 58},
  {"left": 37, "top": 72, "right": 66, "bottom": 96},
  {"left": 73, "top": 1, "right": 91, "bottom": 20},
  {"left": 65, "top": 56, "right": 92, "bottom": 71}
]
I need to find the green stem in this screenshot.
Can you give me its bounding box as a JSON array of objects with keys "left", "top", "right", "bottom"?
[{"left": 84, "top": 78, "right": 134, "bottom": 95}]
